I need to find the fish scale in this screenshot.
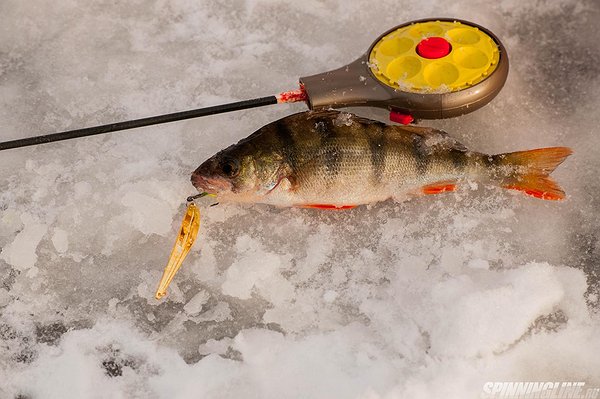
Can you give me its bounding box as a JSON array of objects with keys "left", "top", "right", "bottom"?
[{"left": 191, "top": 111, "right": 572, "bottom": 207}]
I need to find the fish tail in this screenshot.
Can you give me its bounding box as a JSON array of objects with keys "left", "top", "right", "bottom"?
[{"left": 492, "top": 147, "right": 572, "bottom": 200}]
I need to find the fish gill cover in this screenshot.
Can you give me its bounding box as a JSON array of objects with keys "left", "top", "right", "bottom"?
[{"left": 0, "top": 1, "right": 599, "bottom": 398}]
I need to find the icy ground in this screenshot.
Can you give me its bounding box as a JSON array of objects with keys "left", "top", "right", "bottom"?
[{"left": 1, "top": 0, "right": 600, "bottom": 398}]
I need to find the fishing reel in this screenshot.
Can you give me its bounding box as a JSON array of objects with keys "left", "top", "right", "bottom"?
[{"left": 301, "top": 18, "right": 509, "bottom": 123}]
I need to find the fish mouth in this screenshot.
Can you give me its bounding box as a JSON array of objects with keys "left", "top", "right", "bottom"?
[{"left": 191, "top": 173, "right": 232, "bottom": 194}]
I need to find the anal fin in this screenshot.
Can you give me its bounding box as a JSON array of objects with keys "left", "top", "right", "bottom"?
[
  {"left": 422, "top": 182, "right": 457, "bottom": 195},
  {"left": 300, "top": 204, "right": 357, "bottom": 210},
  {"left": 503, "top": 179, "right": 564, "bottom": 200}
]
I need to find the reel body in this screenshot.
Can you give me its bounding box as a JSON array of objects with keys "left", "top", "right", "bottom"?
[{"left": 300, "top": 18, "right": 509, "bottom": 120}]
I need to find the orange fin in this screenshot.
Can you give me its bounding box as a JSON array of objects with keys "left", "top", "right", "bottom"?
[
  {"left": 300, "top": 204, "right": 357, "bottom": 210},
  {"left": 498, "top": 147, "right": 572, "bottom": 201},
  {"left": 422, "top": 182, "right": 457, "bottom": 195},
  {"left": 504, "top": 183, "right": 564, "bottom": 200}
]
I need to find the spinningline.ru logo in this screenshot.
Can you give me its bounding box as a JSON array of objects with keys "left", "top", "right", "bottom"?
[{"left": 482, "top": 382, "right": 600, "bottom": 399}]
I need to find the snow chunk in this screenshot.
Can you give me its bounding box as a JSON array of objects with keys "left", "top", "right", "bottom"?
[
  {"left": 121, "top": 191, "right": 173, "bottom": 236},
  {"left": 184, "top": 290, "right": 210, "bottom": 316},
  {"left": 0, "top": 213, "right": 47, "bottom": 271},
  {"left": 333, "top": 112, "right": 353, "bottom": 127},
  {"left": 0, "top": 288, "right": 11, "bottom": 307},
  {"left": 51, "top": 228, "right": 69, "bottom": 253},
  {"left": 427, "top": 262, "right": 566, "bottom": 357},
  {"left": 198, "top": 337, "right": 233, "bottom": 356},
  {"left": 221, "top": 235, "right": 294, "bottom": 304},
  {"left": 323, "top": 290, "right": 338, "bottom": 303}
]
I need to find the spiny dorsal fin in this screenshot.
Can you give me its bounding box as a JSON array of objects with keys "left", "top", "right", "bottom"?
[
  {"left": 292, "top": 110, "right": 467, "bottom": 152},
  {"left": 305, "top": 109, "right": 384, "bottom": 126},
  {"left": 399, "top": 125, "right": 468, "bottom": 153}
]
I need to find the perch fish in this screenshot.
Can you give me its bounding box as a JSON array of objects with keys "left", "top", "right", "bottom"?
[{"left": 191, "top": 110, "right": 572, "bottom": 208}]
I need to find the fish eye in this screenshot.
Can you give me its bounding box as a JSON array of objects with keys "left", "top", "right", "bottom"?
[{"left": 221, "top": 158, "right": 240, "bottom": 178}]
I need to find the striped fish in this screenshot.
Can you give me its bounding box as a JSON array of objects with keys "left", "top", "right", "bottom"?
[{"left": 191, "top": 111, "right": 572, "bottom": 208}]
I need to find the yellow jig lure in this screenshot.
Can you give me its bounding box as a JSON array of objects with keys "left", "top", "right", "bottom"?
[{"left": 155, "top": 201, "right": 201, "bottom": 299}]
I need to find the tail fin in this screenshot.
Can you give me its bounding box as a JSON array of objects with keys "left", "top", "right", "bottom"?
[{"left": 496, "top": 147, "right": 572, "bottom": 200}]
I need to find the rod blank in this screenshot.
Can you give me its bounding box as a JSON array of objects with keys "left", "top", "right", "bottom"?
[{"left": 0, "top": 95, "right": 279, "bottom": 151}]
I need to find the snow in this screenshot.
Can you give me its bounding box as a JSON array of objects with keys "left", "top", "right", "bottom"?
[
  {"left": 183, "top": 290, "right": 210, "bottom": 316},
  {"left": 1, "top": 213, "right": 47, "bottom": 273},
  {"left": 1, "top": 0, "right": 600, "bottom": 398}
]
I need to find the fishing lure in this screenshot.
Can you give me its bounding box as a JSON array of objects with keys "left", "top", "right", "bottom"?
[{"left": 155, "top": 199, "right": 201, "bottom": 299}]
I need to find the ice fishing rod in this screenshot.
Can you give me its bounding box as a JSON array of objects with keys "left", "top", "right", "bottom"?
[
  {"left": 0, "top": 18, "right": 508, "bottom": 152},
  {"left": 0, "top": 92, "right": 306, "bottom": 151}
]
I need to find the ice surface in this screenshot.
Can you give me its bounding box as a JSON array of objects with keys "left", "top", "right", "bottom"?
[{"left": 1, "top": 0, "right": 600, "bottom": 398}]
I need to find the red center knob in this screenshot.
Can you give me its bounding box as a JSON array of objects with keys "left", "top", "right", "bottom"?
[{"left": 416, "top": 37, "right": 451, "bottom": 59}]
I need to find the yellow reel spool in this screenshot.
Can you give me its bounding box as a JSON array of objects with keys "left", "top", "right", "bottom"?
[{"left": 369, "top": 20, "right": 500, "bottom": 93}]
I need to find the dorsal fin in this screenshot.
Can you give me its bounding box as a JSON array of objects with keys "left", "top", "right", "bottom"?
[
  {"left": 305, "top": 109, "right": 385, "bottom": 126},
  {"left": 285, "top": 110, "right": 467, "bottom": 152},
  {"left": 399, "top": 125, "right": 468, "bottom": 153}
]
